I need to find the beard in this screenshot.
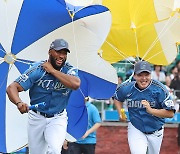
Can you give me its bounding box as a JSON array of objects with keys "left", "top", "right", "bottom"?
[{"left": 49, "top": 55, "right": 66, "bottom": 70}]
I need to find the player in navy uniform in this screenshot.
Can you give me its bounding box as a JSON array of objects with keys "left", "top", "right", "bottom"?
[
  {"left": 114, "top": 61, "right": 175, "bottom": 154},
  {"left": 6, "top": 39, "right": 80, "bottom": 154}
]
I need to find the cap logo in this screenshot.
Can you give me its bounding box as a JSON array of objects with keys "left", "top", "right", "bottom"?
[
  {"left": 60, "top": 40, "right": 66, "bottom": 47},
  {"left": 140, "top": 63, "right": 147, "bottom": 70}
]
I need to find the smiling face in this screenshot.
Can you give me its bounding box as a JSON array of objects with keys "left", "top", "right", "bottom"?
[
  {"left": 49, "top": 49, "right": 68, "bottom": 70},
  {"left": 134, "top": 72, "right": 151, "bottom": 89}
]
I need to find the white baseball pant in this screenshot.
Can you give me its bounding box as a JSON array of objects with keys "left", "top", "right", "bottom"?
[
  {"left": 28, "top": 110, "right": 67, "bottom": 154},
  {"left": 128, "top": 122, "right": 164, "bottom": 154}
]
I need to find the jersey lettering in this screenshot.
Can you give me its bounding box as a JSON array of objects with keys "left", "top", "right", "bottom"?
[
  {"left": 37, "top": 79, "right": 65, "bottom": 90},
  {"left": 127, "top": 99, "right": 156, "bottom": 108},
  {"left": 19, "top": 74, "right": 29, "bottom": 82}
]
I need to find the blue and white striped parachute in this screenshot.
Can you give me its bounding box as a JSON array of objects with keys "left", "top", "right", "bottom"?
[{"left": 0, "top": 0, "right": 117, "bottom": 153}]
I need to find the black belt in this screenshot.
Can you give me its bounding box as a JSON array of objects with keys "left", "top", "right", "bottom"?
[
  {"left": 143, "top": 127, "right": 163, "bottom": 135},
  {"left": 32, "top": 109, "right": 64, "bottom": 118}
]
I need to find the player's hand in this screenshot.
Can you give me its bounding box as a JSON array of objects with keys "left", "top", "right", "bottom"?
[
  {"left": 82, "top": 131, "right": 89, "bottom": 139},
  {"left": 42, "top": 61, "right": 55, "bottom": 74},
  {"left": 119, "top": 114, "right": 127, "bottom": 122},
  {"left": 119, "top": 109, "right": 127, "bottom": 122},
  {"left": 17, "top": 102, "right": 29, "bottom": 114},
  {"left": 141, "top": 100, "right": 152, "bottom": 114},
  {"left": 63, "top": 140, "right": 68, "bottom": 150}
]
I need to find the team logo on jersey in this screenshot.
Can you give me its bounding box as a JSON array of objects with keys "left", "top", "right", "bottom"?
[
  {"left": 71, "top": 71, "right": 76, "bottom": 76},
  {"left": 19, "top": 74, "right": 29, "bottom": 82},
  {"left": 165, "top": 100, "right": 174, "bottom": 107},
  {"left": 127, "top": 93, "right": 133, "bottom": 97}
]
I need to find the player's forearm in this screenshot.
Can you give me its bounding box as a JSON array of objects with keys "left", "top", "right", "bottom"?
[
  {"left": 6, "top": 83, "right": 22, "bottom": 105},
  {"left": 148, "top": 108, "right": 174, "bottom": 118},
  {"left": 51, "top": 70, "right": 80, "bottom": 90},
  {"left": 114, "top": 99, "right": 123, "bottom": 115}
]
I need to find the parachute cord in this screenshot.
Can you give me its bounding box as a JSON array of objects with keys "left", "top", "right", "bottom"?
[
  {"left": 0, "top": 63, "right": 13, "bottom": 90},
  {"left": 0, "top": 49, "right": 6, "bottom": 54},
  {"left": 79, "top": 88, "right": 85, "bottom": 98},
  {"left": 13, "top": 58, "right": 32, "bottom": 65},
  {"left": 123, "top": 71, "right": 134, "bottom": 83},
  {"left": 69, "top": 15, "right": 87, "bottom": 99},
  {"left": 66, "top": 5, "right": 86, "bottom": 99},
  {"left": 134, "top": 30, "right": 140, "bottom": 61},
  {"left": 70, "top": 15, "right": 79, "bottom": 70},
  {"left": 142, "top": 15, "right": 178, "bottom": 61},
  {"left": 105, "top": 40, "right": 134, "bottom": 65},
  {"left": 145, "top": 43, "right": 178, "bottom": 62},
  {"left": 142, "top": 18, "right": 171, "bottom": 60}
]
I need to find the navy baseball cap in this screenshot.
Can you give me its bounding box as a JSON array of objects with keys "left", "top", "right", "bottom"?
[
  {"left": 134, "top": 61, "right": 152, "bottom": 74},
  {"left": 50, "top": 39, "right": 70, "bottom": 53}
]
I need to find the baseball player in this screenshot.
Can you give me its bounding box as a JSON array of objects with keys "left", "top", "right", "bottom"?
[
  {"left": 114, "top": 61, "right": 175, "bottom": 154},
  {"left": 6, "top": 39, "right": 80, "bottom": 154}
]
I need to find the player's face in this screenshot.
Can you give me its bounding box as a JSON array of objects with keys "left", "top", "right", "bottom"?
[
  {"left": 49, "top": 49, "right": 67, "bottom": 70},
  {"left": 134, "top": 72, "right": 151, "bottom": 89}
]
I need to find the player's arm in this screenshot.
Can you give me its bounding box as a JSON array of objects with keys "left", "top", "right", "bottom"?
[
  {"left": 6, "top": 82, "right": 29, "bottom": 114},
  {"left": 43, "top": 62, "right": 80, "bottom": 90},
  {"left": 114, "top": 99, "right": 127, "bottom": 121},
  {"left": 141, "top": 100, "right": 174, "bottom": 118},
  {"left": 81, "top": 123, "right": 101, "bottom": 139}
]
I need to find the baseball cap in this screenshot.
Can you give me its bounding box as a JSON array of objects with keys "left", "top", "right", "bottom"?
[
  {"left": 50, "top": 39, "right": 70, "bottom": 53},
  {"left": 134, "top": 61, "right": 152, "bottom": 74}
]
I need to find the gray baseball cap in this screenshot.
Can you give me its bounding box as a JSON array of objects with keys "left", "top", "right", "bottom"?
[
  {"left": 134, "top": 61, "right": 152, "bottom": 74},
  {"left": 50, "top": 39, "right": 70, "bottom": 53}
]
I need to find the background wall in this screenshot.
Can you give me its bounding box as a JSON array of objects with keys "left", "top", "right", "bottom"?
[{"left": 95, "top": 123, "right": 179, "bottom": 154}]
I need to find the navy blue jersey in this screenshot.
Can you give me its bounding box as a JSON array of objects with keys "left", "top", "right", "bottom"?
[
  {"left": 15, "top": 61, "right": 79, "bottom": 114},
  {"left": 114, "top": 80, "right": 175, "bottom": 133}
]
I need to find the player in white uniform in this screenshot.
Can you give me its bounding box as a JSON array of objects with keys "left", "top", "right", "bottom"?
[
  {"left": 6, "top": 39, "right": 80, "bottom": 154},
  {"left": 114, "top": 61, "right": 175, "bottom": 154}
]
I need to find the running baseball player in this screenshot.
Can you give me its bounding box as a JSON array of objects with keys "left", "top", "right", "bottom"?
[
  {"left": 114, "top": 61, "right": 175, "bottom": 154},
  {"left": 6, "top": 39, "right": 80, "bottom": 154}
]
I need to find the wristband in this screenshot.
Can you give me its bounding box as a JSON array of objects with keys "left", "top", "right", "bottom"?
[{"left": 16, "top": 102, "right": 22, "bottom": 106}]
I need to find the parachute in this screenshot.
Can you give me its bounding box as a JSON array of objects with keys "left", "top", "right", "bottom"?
[
  {"left": 0, "top": 0, "right": 117, "bottom": 152},
  {"left": 101, "top": 0, "right": 180, "bottom": 65}
]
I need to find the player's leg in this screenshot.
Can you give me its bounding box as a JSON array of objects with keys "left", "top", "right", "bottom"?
[
  {"left": 28, "top": 110, "right": 48, "bottom": 154},
  {"left": 146, "top": 128, "right": 164, "bottom": 154},
  {"left": 45, "top": 111, "right": 68, "bottom": 154},
  {"left": 128, "top": 122, "right": 148, "bottom": 154}
]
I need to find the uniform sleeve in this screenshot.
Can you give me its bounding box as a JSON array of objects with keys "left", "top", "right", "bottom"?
[
  {"left": 67, "top": 68, "right": 79, "bottom": 77},
  {"left": 15, "top": 65, "right": 43, "bottom": 91},
  {"left": 64, "top": 62, "right": 79, "bottom": 78},
  {"left": 159, "top": 87, "right": 175, "bottom": 112},
  {"left": 113, "top": 85, "right": 126, "bottom": 102}
]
